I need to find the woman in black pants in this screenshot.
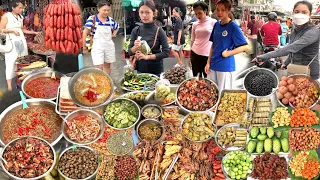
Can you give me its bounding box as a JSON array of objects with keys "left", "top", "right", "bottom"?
[{"left": 190, "top": 1, "right": 216, "bottom": 77}]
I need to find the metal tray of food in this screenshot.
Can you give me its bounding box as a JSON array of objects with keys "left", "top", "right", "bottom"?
[{"left": 213, "top": 90, "right": 248, "bottom": 126}]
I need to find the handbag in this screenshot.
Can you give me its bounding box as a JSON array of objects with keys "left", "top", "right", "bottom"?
[
  {"left": 0, "top": 33, "right": 13, "bottom": 53},
  {"left": 287, "top": 53, "right": 318, "bottom": 76},
  {"left": 131, "top": 27, "right": 160, "bottom": 70},
  {"left": 88, "top": 14, "right": 97, "bottom": 47}
]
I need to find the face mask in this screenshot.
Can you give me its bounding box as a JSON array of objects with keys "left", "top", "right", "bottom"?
[{"left": 292, "top": 13, "right": 310, "bottom": 26}]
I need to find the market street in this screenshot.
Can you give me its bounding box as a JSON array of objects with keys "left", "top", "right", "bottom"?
[{"left": 0, "top": 35, "right": 253, "bottom": 90}]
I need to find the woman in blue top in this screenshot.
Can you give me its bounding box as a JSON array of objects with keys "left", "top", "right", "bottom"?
[{"left": 205, "top": 0, "right": 248, "bottom": 91}]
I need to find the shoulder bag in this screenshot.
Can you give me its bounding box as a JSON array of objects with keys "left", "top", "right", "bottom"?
[
  {"left": 131, "top": 26, "right": 160, "bottom": 70},
  {"left": 0, "top": 33, "right": 13, "bottom": 53},
  {"left": 287, "top": 53, "right": 318, "bottom": 76},
  {"left": 89, "top": 15, "right": 97, "bottom": 47}
]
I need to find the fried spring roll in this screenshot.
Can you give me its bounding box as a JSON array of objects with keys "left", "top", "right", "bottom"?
[
  {"left": 256, "top": 98, "right": 271, "bottom": 102},
  {"left": 255, "top": 107, "right": 271, "bottom": 112},
  {"left": 252, "top": 118, "right": 269, "bottom": 124},
  {"left": 235, "top": 136, "right": 247, "bottom": 141},
  {"left": 234, "top": 141, "right": 246, "bottom": 147},
  {"left": 247, "top": 98, "right": 255, "bottom": 112},
  {"left": 256, "top": 102, "right": 272, "bottom": 107},
  {"left": 253, "top": 112, "right": 270, "bottom": 118}
]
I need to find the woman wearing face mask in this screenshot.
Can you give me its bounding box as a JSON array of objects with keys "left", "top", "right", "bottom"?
[
  {"left": 205, "top": 0, "right": 248, "bottom": 91},
  {"left": 0, "top": 1, "right": 40, "bottom": 91},
  {"left": 252, "top": 1, "right": 320, "bottom": 80},
  {"left": 190, "top": 1, "right": 216, "bottom": 78},
  {"left": 128, "top": 0, "right": 170, "bottom": 77},
  {"left": 83, "top": 1, "right": 119, "bottom": 75}
]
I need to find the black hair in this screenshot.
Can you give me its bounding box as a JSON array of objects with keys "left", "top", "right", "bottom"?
[
  {"left": 173, "top": 7, "right": 182, "bottom": 16},
  {"left": 294, "top": 1, "right": 313, "bottom": 15},
  {"left": 251, "top": 15, "right": 255, "bottom": 20},
  {"left": 139, "top": 0, "right": 156, "bottom": 12},
  {"left": 10, "top": 1, "right": 23, "bottom": 9},
  {"left": 97, "top": 1, "right": 110, "bottom": 8},
  {"left": 216, "top": 0, "right": 232, "bottom": 11},
  {"left": 193, "top": 1, "right": 209, "bottom": 15}
]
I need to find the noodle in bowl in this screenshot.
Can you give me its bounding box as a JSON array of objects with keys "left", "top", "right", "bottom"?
[
  {"left": 0, "top": 99, "right": 63, "bottom": 147},
  {"left": 62, "top": 109, "right": 105, "bottom": 145}
]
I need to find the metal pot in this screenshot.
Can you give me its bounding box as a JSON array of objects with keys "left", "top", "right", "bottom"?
[
  {"left": 68, "top": 67, "right": 115, "bottom": 109},
  {"left": 276, "top": 74, "right": 320, "bottom": 109},
  {"left": 180, "top": 111, "right": 216, "bottom": 143},
  {"left": 21, "top": 71, "right": 65, "bottom": 101},
  {"left": 0, "top": 99, "right": 63, "bottom": 147},
  {"left": 0, "top": 136, "right": 56, "bottom": 180},
  {"left": 58, "top": 146, "right": 99, "bottom": 180},
  {"left": 136, "top": 119, "right": 164, "bottom": 141},
  {"left": 62, "top": 109, "right": 106, "bottom": 146},
  {"left": 243, "top": 68, "right": 279, "bottom": 98},
  {"left": 102, "top": 98, "right": 141, "bottom": 130},
  {"left": 176, "top": 78, "right": 219, "bottom": 113}
]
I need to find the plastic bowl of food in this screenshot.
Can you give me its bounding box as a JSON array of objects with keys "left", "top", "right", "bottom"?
[
  {"left": 62, "top": 109, "right": 106, "bottom": 146},
  {"left": 58, "top": 146, "right": 99, "bottom": 180},
  {"left": 276, "top": 74, "right": 320, "bottom": 109},
  {"left": 181, "top": 111, "right": 216, "bottom": 142},
  {"left": 1, "top": 136, "right": 56, "bottom": 180},
  {"left": 243, "top": 68, "right": 279, "bottom": 98},
  {"left": 136, "top": 119, "right": 164, "bottom": 141},
  {"left": 141, "top": 104, "right": 163, "bottom": 119},
  {"left": 103, "top": 98, "right": 141, "bottom": 130}
]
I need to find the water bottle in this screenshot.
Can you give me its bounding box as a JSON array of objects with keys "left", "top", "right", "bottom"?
[{"left": 78, "top": 50, "right": 84, "bottom": 71}]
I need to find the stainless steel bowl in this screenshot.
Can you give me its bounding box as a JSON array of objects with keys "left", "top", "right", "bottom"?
[
  {"left": 58, "top": 146, "right": 99, "bottom": 180},
  {"left": 221, "top": 151, "right": 253, "bottom": 180},
  {"left": 276, "top": 74, "right": 320, "bottom": 109},
  {"left": 136, "top": 119, "right": 164, "bottom": 141},
  {"left": 68, "top": 67, "right": 115, "bottom": 109},
  {"left": 0, "top": 136, "right": 56, "bottom": 180},
  {"left": 181, "top": 111, "right": 216, "bottom": 142},
  {"left": 145, "top": 86, "right": 177, "bottom": 106},
  {"left": 119, "top": 73, "right": 160, "bottom": 92},
  {"left": 21, "top": 71, "right": 65, "bottom": 101},
  {"left": 141, "top": 104, "right": 163, "bottom": 119},
  {"left": 176, "top": 78, "right": 219, "bottom": 112},
  {"left": 102, "top": 98, "right": 141, "bottom": 130},
  {"left": 215, "top": 123, "right": 247, "bottom": 151},
  {"left": 0, "top": 99, "right": 63, "bottom": 147},
  {"left": 243, "top": 68, "right": 279, "bottom": 98},
  {"left": 62, "top": 109, "right": 106, "bottom": 146}
]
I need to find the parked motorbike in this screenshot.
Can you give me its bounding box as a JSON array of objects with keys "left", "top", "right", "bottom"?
[{"left": 255, "top": 45, "right": 282, "bottom": 72}]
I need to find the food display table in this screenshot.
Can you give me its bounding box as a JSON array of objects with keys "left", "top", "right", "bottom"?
[{"left": 0, "top": 64, "right": 320, "bottom": 180}]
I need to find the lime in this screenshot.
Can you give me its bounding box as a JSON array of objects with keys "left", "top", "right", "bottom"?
[
  {"left": 236, "top": 175, "right": 241, "bottom": 180},
  {"left": 241, "top": 173, "right": 247, "bottom": 179},
  {"left": 233, "top": 167, "right": 238, "bottom": 172},
  {"left": 249, "top": 164, "right": 253, "bottom": 169},
  {"left": 230, "top": 172, "right": 236, "bottom": 177},
  {"left": 243, "top": 166, "right": 248, "bottom": 171}
]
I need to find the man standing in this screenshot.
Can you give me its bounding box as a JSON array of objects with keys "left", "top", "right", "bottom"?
[{"left": 260, "top": 12, "right": 282, "bottom": 47}]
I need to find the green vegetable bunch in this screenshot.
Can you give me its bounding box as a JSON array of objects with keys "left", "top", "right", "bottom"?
[{"left": 104, "top": 100, "right": 138, "bottom": 129}]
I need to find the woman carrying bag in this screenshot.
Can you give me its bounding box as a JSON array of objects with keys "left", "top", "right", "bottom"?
[
  {"left": 252, "top": 1, "right": 320, "bottom": 80},
  {"left": 128, "top": 0, "right": 170, "bottom": 77},
  {"left": 83, "top": 1, "right": 119, "bottom": 75},
  {"left": 0, "top": 1, "right": 39, "bottom": 91}
]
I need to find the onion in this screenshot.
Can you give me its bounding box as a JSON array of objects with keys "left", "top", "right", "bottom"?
[
  {"left": 281, "top": 76, "right": 288, "bottom": 81},
  {"left": 277, "top": 91, "right": 284, "bottom": 99},
  {"left": 288, "top": 84, "right": 296, "bottom": 92},
  {"left": 287, "top": 78, "right": 294, "bottom": 84},
  {"left": 284, "top": 92, "right": 293, "bottom": 99},
  {"left": 282, "top": 98, "right": 289, "bottom": 105},
  {"left": 279, "top": 81, "right": 287, "bottom": 87},
  {"left": 279, "top": 86, "right": 288, "bottom": 94}
]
